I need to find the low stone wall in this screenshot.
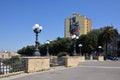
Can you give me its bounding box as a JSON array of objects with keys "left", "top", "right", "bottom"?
[
  {"left": 22, "top": 57, "right": 50, "bottom": 73},
  {"left": 90, "top": 56, "right": 104, "bottom": 61},
  {"left": 79, "top": 56, "right": 85, "bottom": 62},
  {"left": 65, "top": 56, "right": 80, "bottom": 67}
]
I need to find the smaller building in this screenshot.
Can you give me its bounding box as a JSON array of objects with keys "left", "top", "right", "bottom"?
[{"left": 0, "top": 51, "right": 20, "bottom": 59}]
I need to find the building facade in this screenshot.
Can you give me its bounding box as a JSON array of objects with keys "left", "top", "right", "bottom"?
[
  {"left": 64, "top": 14, "right": 92, "bottom": 37},
  {"left": 0, "top": 51, "right": 20, "bottom": 59}
]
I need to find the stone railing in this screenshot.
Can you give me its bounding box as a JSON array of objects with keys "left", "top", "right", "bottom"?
[
  {"left": 1, "top": 55, "right": 104, "bottom": 76},
  {"left": 90, "top": 56, "right": 104, "bottom": 61}
]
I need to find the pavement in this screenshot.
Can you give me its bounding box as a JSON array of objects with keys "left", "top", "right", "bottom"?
[{"left": 1, "top": 61, "right": 120, "bottom": 80}]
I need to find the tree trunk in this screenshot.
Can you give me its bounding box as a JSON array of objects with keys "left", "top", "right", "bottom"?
[{"left": 105, "top": 38, "right": 108, "bottom": 59}]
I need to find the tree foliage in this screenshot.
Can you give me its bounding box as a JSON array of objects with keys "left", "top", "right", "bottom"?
[
  {"left": 17, "top": 26, "right": 119, "bottom": 56},
  {"left": 17, "top": 45, "right": 34, "bottom": 56},
  {"left": 18, "top": 38, "right": 72, "bottom": 56},
  {"left": 99, "top": 26, "right": 118, "bottom": 56}
]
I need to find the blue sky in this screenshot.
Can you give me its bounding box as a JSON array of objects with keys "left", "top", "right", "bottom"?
[{"left": 0, "top": 0, "right": 120, "bottom": 52}]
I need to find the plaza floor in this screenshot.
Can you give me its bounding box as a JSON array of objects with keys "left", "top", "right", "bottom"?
[{"left": 1, "top": 61, "right": 120, "bottom": 80}]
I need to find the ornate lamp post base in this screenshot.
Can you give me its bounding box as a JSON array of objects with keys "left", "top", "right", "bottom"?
[
  {"left": 73, "top": 52, "right": 77, "bottom": 56},
  {"left": 33, "top": 49, "right": 40, "bottom": 56}
]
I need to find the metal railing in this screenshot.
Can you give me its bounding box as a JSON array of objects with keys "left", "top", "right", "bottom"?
[
  {"left": 0, "top": 57, "right": 25, "bottom": 75},
  {"left": 50, "top": 56, "right": 65, "bottom": 67}
]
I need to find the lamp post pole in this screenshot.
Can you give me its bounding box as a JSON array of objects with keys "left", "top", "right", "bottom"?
[
  {"left": 98, "top": 46, "right": 102, "bottom": 56},
  {"left": 72, "top": 35, "right": 79, "bottom": 56},
  {"left": 45, "top": 40, "right": 50, "bottom": 56},
  {"left": 32, "top": 24, "right": 43, "bottom": 56},
  {"left": 79, "top": 44, "right": 82, "bottom": 56}
]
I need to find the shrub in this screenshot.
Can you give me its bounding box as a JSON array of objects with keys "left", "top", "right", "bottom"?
[{"left": 57, "top": 52, "right": 68, "bottom": 57}]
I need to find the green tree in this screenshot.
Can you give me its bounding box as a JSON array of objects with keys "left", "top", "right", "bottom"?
[
  {"left": 87, "top": 31, "right": 98, "bottom": 51},
  {"left": 77, "top": 35, "right": 90, "bottom": 55},
  {"left": 48, "top": 37, "right": 72, "bottom": 56},
  {"left": 101, "top": 26, "right": 118, "bottom": 57},
  {"left": 77, "top": 33, "right": 98, "bottom": 55},
  {"left": 17, "top": 26, "right": 119, "bottom": 57},
  {"left": 17, "top": 45, "right": 34, "bottom": 56}
]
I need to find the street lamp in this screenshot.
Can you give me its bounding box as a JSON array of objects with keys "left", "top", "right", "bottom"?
[
  {"left": 98, "top": 46, "right": 102, "bottom": 56},
  {"left": 78, "top": 44, "right": 82, "bottom": 56},
  {"left": 45, "top": 40, "right": 50, "bottom": 56},
  {"left": 71, "top": 35, "right": 79, "bottom": 56},
  {"left": 32, "top": 24, "right": 43, "bottom": 56}
]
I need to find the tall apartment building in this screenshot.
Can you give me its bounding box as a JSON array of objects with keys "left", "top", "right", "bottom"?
[{"left": 64, "top": 13, "right": 92, "bottom": 37}]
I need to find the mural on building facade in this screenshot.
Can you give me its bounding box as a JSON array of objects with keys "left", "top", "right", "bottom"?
[{"left": 69, "top": 16, "right": 80, "bottom": 36}]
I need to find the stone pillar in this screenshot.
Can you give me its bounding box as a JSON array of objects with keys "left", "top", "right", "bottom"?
[
  {"left": 90, "top": 55, "right": 93, "bottom": 60},
  {"left": 65, "top": 56, "right": 80, "bottom": 67},
  {"left": 98, "top": 56, "right": 104, "bottom": 61},
  {"left": 22, "top": 57, "right": 50, "bottom": 73}
]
